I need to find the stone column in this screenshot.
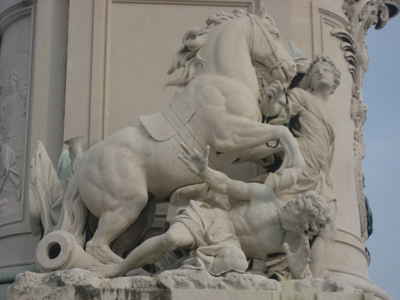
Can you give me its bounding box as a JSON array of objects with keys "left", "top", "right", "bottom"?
[{"left": 263, "top": 1, "right": 397, "bottom": 299}]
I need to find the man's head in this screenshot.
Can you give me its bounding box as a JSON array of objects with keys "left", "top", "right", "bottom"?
[
  {"left": 278, "top": 191, "right": 331, "bottom": 239},
  {"left": 305, "top": 54, "right": 341, "bottom": 95}
]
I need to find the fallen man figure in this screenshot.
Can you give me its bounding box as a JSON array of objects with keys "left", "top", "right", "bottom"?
[{"left": 90, "top": 144, "right": 331, "bottom": 279}]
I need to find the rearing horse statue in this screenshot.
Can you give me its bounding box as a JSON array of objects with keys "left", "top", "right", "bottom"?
[{"left": 55, "top": 9, "right": 305, "bottom": 266}]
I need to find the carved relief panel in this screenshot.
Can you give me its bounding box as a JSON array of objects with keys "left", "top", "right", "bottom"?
[
  {"left": 0, "top": 0, "right": 68, "bottom": 272},
  {"left": 0, "top": 13, "right": 31, "bottom": 228}
]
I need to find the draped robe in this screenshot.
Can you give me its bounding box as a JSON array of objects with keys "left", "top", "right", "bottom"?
[{"left": 267, "top": 88, "right": 335, "bottom": 202}]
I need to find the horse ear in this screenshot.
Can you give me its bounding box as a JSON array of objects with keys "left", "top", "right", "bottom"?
[{"left": 256, "top": 5, "right": 267, "bottom": 16}]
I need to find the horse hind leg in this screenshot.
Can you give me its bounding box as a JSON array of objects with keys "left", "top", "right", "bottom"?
[
  {"left": 112, "top": 201, "right": 157, "bottom": 258},
  {"left": 86, "top": 192, "right": 148, "bottom": 265}
]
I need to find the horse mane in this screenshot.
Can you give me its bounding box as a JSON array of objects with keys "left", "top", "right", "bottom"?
[{"left": 165, "top": 9, "right": 246, "bottom": 88}]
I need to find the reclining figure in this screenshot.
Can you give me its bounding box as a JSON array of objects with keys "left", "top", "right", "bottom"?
[{"left": 91, "top": 144, "right": 331, "bottom": 279}]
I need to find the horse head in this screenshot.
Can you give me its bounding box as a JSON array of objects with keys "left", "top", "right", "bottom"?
[{"left": 248, "top": 8, "right": 296, "bottom": 87}]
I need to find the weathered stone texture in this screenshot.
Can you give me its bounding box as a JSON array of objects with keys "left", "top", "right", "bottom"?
[{"left": 8, "top": 269, "right": 373, "bottom": 300}]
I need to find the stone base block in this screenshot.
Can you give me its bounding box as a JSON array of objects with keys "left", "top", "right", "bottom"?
[{"left": 8, "top": 269, "right": 374, "bottom": 300}]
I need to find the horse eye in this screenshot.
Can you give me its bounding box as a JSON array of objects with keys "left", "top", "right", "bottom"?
[{"left": 272, "top": 33, "right": 280, "bottom": 39}]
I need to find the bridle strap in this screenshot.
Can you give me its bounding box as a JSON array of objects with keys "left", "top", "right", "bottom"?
[{"left": 247, "top": 14, "right": 291, "bottom": 76}]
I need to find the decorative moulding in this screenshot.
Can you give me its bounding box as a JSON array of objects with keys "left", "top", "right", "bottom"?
[{"left": 332, "top": 0, "right": 394, "bottom": 240}]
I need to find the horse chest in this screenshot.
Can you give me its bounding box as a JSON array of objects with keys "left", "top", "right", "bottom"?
[{"left": 187, "top": 76, "right": 261, "bottom": 121}]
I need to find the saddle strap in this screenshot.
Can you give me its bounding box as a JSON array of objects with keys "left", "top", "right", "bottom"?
[{"left": 161, "top": 104, "right": 219, "bottom": 170}]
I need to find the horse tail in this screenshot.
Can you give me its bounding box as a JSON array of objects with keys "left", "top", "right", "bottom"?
[{"left": 55, "top": 175, "right": 87, "bottom": 247}]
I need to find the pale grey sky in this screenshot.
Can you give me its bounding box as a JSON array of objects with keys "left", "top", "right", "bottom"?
[{"left": 363, "top": 15, "right": 400, "bottom": 299}]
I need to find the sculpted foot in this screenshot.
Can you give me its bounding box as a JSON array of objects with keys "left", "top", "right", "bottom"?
[
  {"left": 90, "top": 263, "right": 123, "bottom": 279},
  {"left": 86, "top": 242, "right": 124, "bottom": 265},
  {"left": 278, "top": 154, "right": 305, "bottom": 190}
]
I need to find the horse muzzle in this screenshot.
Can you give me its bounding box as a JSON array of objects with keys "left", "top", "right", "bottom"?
[{"left": 271, "top": 59, "right": 296, "bottom": 88}]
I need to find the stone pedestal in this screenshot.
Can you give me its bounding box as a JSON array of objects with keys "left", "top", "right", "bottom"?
[{"left": 8, "top": 269, "right": 373, "bottom": 300}]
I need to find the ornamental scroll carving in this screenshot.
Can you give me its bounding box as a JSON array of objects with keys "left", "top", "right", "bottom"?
[{"left": 332, "top": 0, "right": 398, "bottom": 240}]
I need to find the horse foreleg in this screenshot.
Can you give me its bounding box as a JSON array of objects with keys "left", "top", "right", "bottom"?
[
  {"left": 208, "top": 117, "right": 305, "bottom": 188},
  {"left": 86, "top": 193, "right": 148, "bottom": 265}
]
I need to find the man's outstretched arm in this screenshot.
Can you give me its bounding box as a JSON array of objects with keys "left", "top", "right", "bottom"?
[{"left": 179, "top": 144, "right": 271, "bottom": 201}]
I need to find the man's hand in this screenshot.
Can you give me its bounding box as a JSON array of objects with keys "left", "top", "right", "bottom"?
[
  {"left": 260, "top": 80, "right": 284, "bottom": 110},
  {"left": 265, "top": 80, "right": 284, "bottom": 100},
  {"left": 179, "top": 144, "right": 209, "bottom": 175},
  {"left": 283, "top": 237, "right": 311, "bottom": 279},
  {"left": 260, "top": 80, "right": 284, "bottom": 117}
]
